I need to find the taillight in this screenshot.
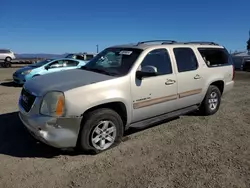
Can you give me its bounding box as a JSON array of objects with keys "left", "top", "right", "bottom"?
[{"left": 232, "top": 65, "right": 235, "bottom": 80}]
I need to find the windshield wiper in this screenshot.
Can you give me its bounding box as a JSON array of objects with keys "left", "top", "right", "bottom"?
[{"left": 80, "top": 66, "right": 117, "bottom": 76}]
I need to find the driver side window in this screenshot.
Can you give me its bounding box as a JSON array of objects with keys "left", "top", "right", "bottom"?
[
  {"left": 49, "top": 60, "right": 66, "bottom": 68},
  {"left": 139, "top": 48, "right": 172, "bottom": 75}
]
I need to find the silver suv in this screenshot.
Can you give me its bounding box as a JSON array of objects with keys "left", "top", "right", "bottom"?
[
  {"left": 65, "top": 53, "right": 96, "bottom": 61},
  {"left": 0, "top": 49, "right": 16, "bottom": 62},
  {"left": 18, "top": 40, "right": 235, "bottom": 154}
]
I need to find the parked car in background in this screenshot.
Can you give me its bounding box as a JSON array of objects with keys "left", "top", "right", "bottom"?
[
  {"left": 18, "top": 40, "right": 234, "bottom": 154},
  {"left": 65, "top": 53, "right": 96, "bottom": 61},
  {"left": 232, "top": 55, "right": 250, "bottom": 71},
  {"left": 13, "top": 58, "right": 87, "bottom": 84},
  {"left": 0, "top": 49, "right": 16, "bottom": 62}
]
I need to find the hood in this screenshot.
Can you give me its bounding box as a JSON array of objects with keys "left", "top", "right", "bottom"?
[
  {"left": 23, "top": 68, "right": 115, "bottom": 96},
  {"left": 14, "top": 65, "right": 37, "bottom": 74}
]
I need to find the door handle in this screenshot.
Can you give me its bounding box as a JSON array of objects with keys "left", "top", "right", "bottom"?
[
  {"left": 165, "top": 79, "right": 176, "bottom": 85},
  {"left": 194, "top": 74, "right": 201, "bottom": 79}
]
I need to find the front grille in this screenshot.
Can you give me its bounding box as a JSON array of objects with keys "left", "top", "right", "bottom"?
[{"left": 20, "top": 88, "right": 36, "bottom": 112}]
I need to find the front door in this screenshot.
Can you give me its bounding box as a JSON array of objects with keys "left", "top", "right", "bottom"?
[
  {"left": 45, "top": 60, "right": 66, "bottom": 74},
  {"left": 131, "top": 48, "right": 178, "bottom": 123},
  {"left": 172, "top": 47, "right": 205, "bottom": 109}
]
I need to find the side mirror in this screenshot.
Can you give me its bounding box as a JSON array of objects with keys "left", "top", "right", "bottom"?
[
  {"left": 44, "top": 65, "right": 50, "bottom": 70},
  {"left": 136, "top": 65, "right": 158, "bottom": 80}
]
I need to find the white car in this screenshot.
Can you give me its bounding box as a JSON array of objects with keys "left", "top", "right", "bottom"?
[{"left": 0, "top": 49, "right": 16, "bottom": 62}]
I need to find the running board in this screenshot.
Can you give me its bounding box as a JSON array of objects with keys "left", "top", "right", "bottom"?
[{"left": 129, "top": 105, "right": 198, "bottom": 129}]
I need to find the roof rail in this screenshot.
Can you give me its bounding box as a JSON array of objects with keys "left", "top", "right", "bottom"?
[
  {"left": 136, "top": 40, "right": 177, "bottom": 46},
  {"left": 182, "top": 41, "right": 219, "bottom": 45}
]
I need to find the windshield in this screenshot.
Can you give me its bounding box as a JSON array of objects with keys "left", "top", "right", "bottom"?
[
  {"left": 81, "top": 48, "right": 142, "bottom": 76},
  {"left": 65, "top": 54, "right": 75, "bottom": 58},
  {"left": 29, "top": 59, "right": 53, "bottom": 67}
]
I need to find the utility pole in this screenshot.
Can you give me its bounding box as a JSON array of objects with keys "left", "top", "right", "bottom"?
[
  {"left": 247, "top": 30, "right": 250, "bottom": 52},
  {"left": 96, "top": 45, "right": 99, "bottom": 54}
]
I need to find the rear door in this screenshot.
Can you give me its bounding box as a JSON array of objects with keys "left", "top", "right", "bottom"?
[
  {"left": 63, "top": 59, "right": 80, "bottom": 70},
  {"left": 172, "top": 47, "right": 205, "bottom": 109}
]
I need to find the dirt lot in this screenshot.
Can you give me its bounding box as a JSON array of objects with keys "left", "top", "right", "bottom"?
[{"left": 0, "top": 67, "right": 250, "bottom": 188}]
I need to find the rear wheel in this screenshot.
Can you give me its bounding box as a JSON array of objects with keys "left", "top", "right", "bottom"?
[
  {"left": 77, "top": 108, "right": 124, "bottom": 154},
  {"left": 5, "top": 57, "right": 12, "bottom": 62},
  {"left": 198, "top": 85, "right": 221, "bottom": 116}
]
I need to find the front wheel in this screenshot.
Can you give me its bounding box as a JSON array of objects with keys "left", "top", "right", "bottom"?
[
  {"left": 77, "top": 108, "right": 124, "bottom": 154},
  {"left": 5, "top": 57, "right": 12, "bottom": 62},
  {"left": 198, "top": 85, "right": 221, "bottom": 116}
]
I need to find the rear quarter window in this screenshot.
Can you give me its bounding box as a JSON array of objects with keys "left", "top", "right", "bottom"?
[{"left": 197, "top": 48, "right": 232, "bottom": 67}]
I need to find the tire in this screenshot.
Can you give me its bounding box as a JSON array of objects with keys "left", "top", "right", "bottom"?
[
  {"left": 5, "top": 57, "right": 12, "bottom": 62},
  {"left": 1, "top": 62, "right": 11, "bottom": 68},
  {"left": 5, "top": 62, "right": 11, "bottom": 68},
  {"left": 198, "top": 85, "right": 221, "bottom": 116},
  {"left": 77, "top": 108, "right": 124, "bottom": 154}
]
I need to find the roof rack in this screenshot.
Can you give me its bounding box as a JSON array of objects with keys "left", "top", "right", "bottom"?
[
  {"left": 134, "top": 40, "right": 219, "bottom": 46},
  {"left": 136, "top": 40, "right": 177, "bottom": 46},
  {"left": 182, "top": 41, "right": 219, "bottom": 45}
]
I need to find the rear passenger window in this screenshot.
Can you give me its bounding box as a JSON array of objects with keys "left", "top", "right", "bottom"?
[
  {"left": 173, "top": 48, "right": 198, "bottom": 72},
  {"left": 140, "top": 48, "right": 172, "bottom": 75},
  {"left": 66, "top": 60, "right": 79, "bottom": 67},
  {"left": 197, "top": 48, "right": 232, "bottom": 67}
]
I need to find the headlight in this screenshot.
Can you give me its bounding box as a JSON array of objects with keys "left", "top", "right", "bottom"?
[
  {"left": 40, "top": 91, "right": 66, "bottom": 117},
  {"left": 22, "top": 70, "right": 32, "bottom": 75}
]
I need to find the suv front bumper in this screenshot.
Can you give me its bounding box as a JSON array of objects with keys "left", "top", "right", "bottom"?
[{"left": 18, "top": 96, "right": 82, "bottom": 149}]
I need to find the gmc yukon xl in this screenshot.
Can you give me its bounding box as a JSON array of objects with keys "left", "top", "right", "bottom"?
[{"left": 18, "top": 40, "right": 235, "bottom": 154}]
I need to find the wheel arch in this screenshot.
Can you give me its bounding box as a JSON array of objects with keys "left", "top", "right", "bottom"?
[
  {"left": 32, "top": 74, "right": 41, "bottom": 78},
  {"left": 209, "top": 80, "right": 224, "bottom": 95},
  {"left": 80, "top": 101, "right": 128, "bottom": 127},
  {"left": 5, "top": 56, "right": 12, "bottom": 61},
  {"left": 200, "top": 79, "right": 225, "bottom": 105}
]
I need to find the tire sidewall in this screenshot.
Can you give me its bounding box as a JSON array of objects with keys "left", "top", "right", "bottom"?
[
  {"left": 6, "top": 62, "right": 11, "bottom": 68},
  {"left": 5, "top": 57, "right": 11, "bottom": 62},
  {"left": 203, "top": 86, "right": 221, "bottom": 115},
  {"left": 78, "top": 108, "right": 124, "bottom": 154}
]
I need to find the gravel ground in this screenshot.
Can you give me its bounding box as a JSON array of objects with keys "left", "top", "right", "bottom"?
[{"left": 0, "top": 67, "right": 250, "bottom": 188}]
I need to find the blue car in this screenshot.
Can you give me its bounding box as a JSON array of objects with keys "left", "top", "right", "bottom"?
[{"left": 13, "top": 58, "right": 87, "bottom": 84}]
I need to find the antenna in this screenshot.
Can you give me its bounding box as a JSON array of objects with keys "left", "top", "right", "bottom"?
[{"left": 96, "top": 45, "right": 99, "bottom": 53}]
